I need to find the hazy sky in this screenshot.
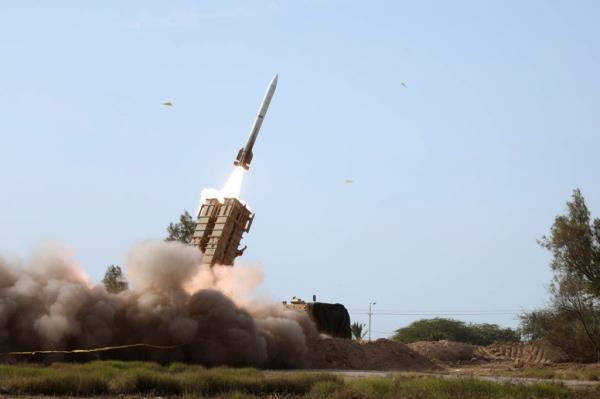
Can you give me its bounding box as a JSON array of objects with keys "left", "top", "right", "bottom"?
[{"left": 1, "top": 1, "right": 600, "bottom": 339}]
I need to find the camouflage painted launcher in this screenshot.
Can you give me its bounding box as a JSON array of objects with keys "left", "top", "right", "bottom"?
[{"left": 193, "top": 198, "right": 254, "bottom": 266}]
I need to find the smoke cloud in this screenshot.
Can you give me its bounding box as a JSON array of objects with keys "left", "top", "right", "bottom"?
[{"left": 0, "top": 241, "right": 317, "bottom": 368}]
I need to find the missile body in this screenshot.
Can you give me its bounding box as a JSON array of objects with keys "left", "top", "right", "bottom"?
[{"left": 234, "top": 74, "right": 278, "bottom": 170}]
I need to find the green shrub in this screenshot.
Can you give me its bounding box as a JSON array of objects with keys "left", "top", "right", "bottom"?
[
  {"left": 168, "top": 361, "right": 192, "bottom": 373},
  {"left": 348, "top": 377, "right": 395, "bottom": 397},
  {"left": 6, "top": 373, "right": 108, "bottom": 396},
  {"left": 392, "top": 318, "right": 520, "bottom": 345},
  {"left": 308, "top": 380, "right": 344, "bottom": 398}
]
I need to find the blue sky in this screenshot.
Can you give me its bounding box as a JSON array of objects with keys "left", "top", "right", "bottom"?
[{"left": 1, "top": 1, "right": 599, "bottom": 338}]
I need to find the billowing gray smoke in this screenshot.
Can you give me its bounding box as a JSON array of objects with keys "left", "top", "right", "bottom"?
[{"left": 0, "top": 241, "right": 317, "bottom": 368}]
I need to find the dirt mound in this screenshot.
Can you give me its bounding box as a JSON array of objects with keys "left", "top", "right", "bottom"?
[
  {"left": 307, "top": 337, "right": 438, "bottom": 371},
  {"left": 407, "top": 340, "right": 567, "bottom": 366},
  {"left": 481, "top": 342, "right": 567, "bottom": 365},
  {"left": 408, "top": 340, "right": 489, "bottom": 363}
]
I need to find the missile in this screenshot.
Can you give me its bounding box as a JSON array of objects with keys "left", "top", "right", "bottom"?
[{"left": 234, "top": 74, "right": 278, "bottom": 170}]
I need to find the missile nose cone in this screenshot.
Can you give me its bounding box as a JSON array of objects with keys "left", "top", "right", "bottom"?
[{"left": 271, "top": 74, "right": 278, "bottom": 88}]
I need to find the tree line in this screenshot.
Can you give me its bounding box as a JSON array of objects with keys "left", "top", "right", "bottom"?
[{"left": 385, "top": 189, "right": 600, "bottom": 362}]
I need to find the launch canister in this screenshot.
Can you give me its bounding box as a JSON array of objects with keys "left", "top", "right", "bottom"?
[{"left": 234, "top": 74, "right": 278, "bottom": 170}]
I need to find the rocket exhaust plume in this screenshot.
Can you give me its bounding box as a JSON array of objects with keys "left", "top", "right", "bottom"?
[
  {"left": 221, "top": 167, "right": 246, "bottom": 199},
  {"left": 200, "top": 166, "right": 246, "bottom": 205},
  {"left": 0, "top": 241, "right": 317, "bottom": 367}
]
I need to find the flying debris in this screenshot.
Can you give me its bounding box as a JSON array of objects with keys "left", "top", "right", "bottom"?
[
  {"left": 401, "top": 82, "right": 407, "bottom": 88},
  {"left": 234, "top": 74, "right": 278, "bottom": 170},
  {"left": 344, "top": 179, "right": 354, "bottom": 184},
  {"left": 163, "top": 101, "right": 173, "bottom": 107}
]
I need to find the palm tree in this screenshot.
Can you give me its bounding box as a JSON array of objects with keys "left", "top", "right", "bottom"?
[{"left": 351, "top": 322, "right": 367, "bottom": 341}]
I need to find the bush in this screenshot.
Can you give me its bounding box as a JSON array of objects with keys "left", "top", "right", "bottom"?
[
  {"left": 349, "top": 377, "right": 395, "bottom": 397},
  {"left": 392, "top": 318, "right": 520, "bottom": 345},
  {"left": 308, "top": 380, "right": 345, "bottom": 398},
  {"left": 520, "top": 189, "right": 600, "bottom": 363},
  {"left": 520, "top": 308, "right": 600, "bottom": 362}
]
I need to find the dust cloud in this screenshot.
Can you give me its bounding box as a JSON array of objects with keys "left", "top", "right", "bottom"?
[{"left": 0, "top": 241, "right": 317, "bottom": 368}]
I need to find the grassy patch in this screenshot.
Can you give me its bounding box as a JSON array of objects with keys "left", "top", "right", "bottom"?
[
  {"left": 0, "top": 362, "right": 598, "bottom": 398},
  {"left": 322, "top": 376, "right": 574, "bottom": 399},
  {"left": 0, "top": 362, "right": 339, "bottom": 397},
  {"left": 485, "top": 367, "right": 600, "bottom": 382},
  {"left": 516, "top": 367, "right": 600, "bottom": 382}
]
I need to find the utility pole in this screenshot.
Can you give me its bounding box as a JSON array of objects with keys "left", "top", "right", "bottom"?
[{"left": 368, "top": 301, "right": 376, "bottom": 342}]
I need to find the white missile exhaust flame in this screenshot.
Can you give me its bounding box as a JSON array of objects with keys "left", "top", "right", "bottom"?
[
  {"left": 221, "top": 166, "right": 246, "bottom": 199},
  {"left": 198, "top": 166, "right": 247, "bottom": 214}
]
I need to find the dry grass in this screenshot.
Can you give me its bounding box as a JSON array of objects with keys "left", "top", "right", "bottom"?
[
  {"left": 515, "top": 367, "right": 600, "bottom": 382},
  {"left": 0, "top": 361, "right": 598, "bottom": 398},
  {"left": 0, "top": 361, "right": 337, "bottom": 397},
  {"left": 463, "top": 365, "right": 600, "bottom": 382}
]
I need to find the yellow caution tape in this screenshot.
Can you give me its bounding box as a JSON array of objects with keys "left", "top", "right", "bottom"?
[{"left": 2, "top": 343, "right": 181, "bottom": 356}]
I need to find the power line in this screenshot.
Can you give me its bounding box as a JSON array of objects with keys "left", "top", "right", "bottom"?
[
  {"left": 350, "top": 311, "right": 520, "bottom": 316},
  {"left": 371, "top": 330, "right": 395, "bottom": 335},
  {"left": 348, "top": 309, "right": 523, "bottom": 313}
]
